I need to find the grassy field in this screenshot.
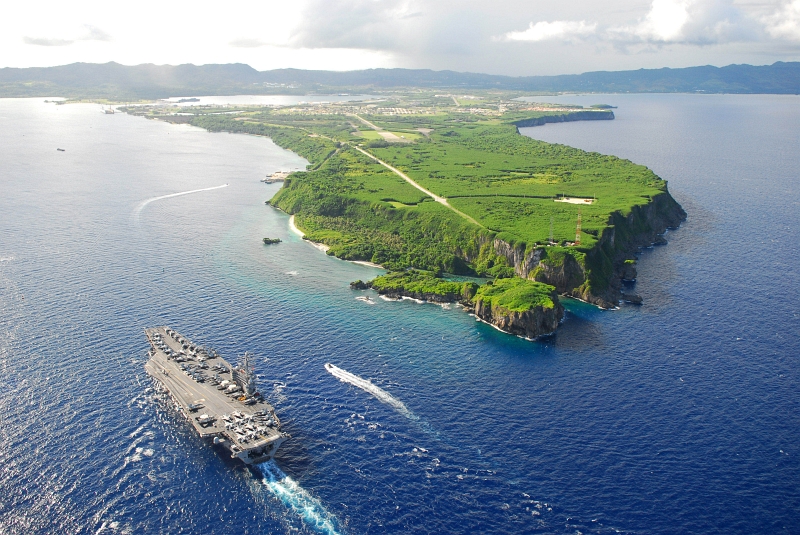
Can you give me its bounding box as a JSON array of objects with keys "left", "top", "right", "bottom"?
[
  {"left": 473, "top": 277, "right": 558, "bottom": 313},
  {"left": 352, "top": 128, "right": 423, "bottom": 142},
  {"left": 364, "top": 121, "right": 664, "bottom": 248},
  {"left": 352, "top": 130, "right": 383, "bottom": 140},
  {"left": 447, "top": 196, "right": 607, "bottom": 247}
]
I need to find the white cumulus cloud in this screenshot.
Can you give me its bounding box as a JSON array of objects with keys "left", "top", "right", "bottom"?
[
  {"left": 629, "top": 0, "right": 691, "bottom": 41},
  {"left": 763, "top": 0, "right": 800, "bottom": 41},
  {"left": 502, "top": 20, "right": 597, "bottom": 42},
  {"left": 503, "top": 0, "right": 761, "bottom": 49},
  {"left": 609, "top": 0, "right": 752, "bottom": 45}
]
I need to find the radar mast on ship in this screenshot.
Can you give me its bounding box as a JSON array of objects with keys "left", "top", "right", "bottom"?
[{"left": 232, "top": 351, "right": 257, "bottom": 396}]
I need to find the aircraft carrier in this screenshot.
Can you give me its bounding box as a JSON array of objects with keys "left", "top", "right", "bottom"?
[{"left": 144, "top": 327, "right": 288, "bottom": 464}]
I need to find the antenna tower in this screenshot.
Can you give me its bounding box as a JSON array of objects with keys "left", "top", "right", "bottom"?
[
  {"left": 575, "top": 209, "right": 582, "bottom": 245},
  {"left": 549, "top": 216, "right": 554, "bottom": 245}
]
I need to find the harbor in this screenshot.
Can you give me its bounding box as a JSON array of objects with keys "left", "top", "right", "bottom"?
[
  {"left": 262, "top": 171, "right": 291, "bottom": 183},
  {"left": 144, "top": 327, "right": 288, "bottom": 464}
]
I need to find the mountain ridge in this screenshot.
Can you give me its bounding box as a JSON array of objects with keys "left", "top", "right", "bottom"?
[{"left": 1, "top": 61, "right": 798, "bottom": 98}]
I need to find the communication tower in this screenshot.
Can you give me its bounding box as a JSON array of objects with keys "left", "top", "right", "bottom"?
[{"left": 575, "top": 209, "right": 582, "bottom": 245}]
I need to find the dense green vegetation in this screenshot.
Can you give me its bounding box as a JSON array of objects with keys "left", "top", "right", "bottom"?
[
  {"left": 203, "top": 110, "right": 647, "bottom": 274},
  {"left": 293, "top": 201, "right": 481, "bottom": 272},
  {"left": 124, "top": 94, "right": 680, "bottom": 310},
  {"left": 473, "top": 278, "right": 557, "bottom": 313},
  {"left": 365, "top": 270, "right": 558, "bottom": 319},
  {"left": 190, "top": 114, "right": 343, "bottom": 166},
  {"left": 367, "top": 270, "right": 478, "bottom": 301}
]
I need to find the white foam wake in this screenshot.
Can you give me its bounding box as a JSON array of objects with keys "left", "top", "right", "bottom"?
[
  {"left": 133, "top": 184, "right": 229, "bottom": 222},
  {"left": 325, "top": 363, "right": 418, "bottom": 421},
  {"left": 257, "top": 460, "right": 342, "bottom": 535}
]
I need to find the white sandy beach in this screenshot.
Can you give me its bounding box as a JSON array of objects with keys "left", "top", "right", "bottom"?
[
  {"left": 289, "top": 215, "right": 387, "bottom": 266},
  {"left": 289, "top": 215, "right": 330, "bottom": 252},
  {"left": 288, "top": 214, "right": 304, "bottom": 237},
  {"left": 351, "top": 260, "right": 383, "bottom": 269}
]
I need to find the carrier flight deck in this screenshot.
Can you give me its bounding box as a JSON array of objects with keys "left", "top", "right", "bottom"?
[{"left": 144, "top": 327, "right": 288, "bottom": 464}]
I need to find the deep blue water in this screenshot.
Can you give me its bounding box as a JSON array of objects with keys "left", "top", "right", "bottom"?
[{"left": 0, "top": 95, "right": 798, "bottom": 535}]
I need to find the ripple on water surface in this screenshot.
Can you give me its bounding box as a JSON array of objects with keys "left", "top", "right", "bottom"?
[{"left": 0, "top": 97, "right": 798, "bottom": 535}]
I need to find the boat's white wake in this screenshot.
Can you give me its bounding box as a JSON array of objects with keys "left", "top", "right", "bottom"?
[
  {"left": 257, "top": 460, "right": 342, "bottom": 535},
  {"left": 133, "top": 184, "right": 228, "bottom": 222},
  {"left": 325, "top": 363, "right": 418, "bottom": 421}
]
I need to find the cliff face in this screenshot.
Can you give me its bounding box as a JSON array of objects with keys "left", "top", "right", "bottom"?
[
  {"left": 472, "top": 290, "right": 564, "bottom": 339},
  {"left": 512, "top": 111, "right": 614, "bottom": 129},
  {"left": 488, "top": 191, "right": 686, "bottom": 308}
]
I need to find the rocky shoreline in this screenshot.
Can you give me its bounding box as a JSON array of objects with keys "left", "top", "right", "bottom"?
[
  {"left": 355, "top": 277, "right": 565, "bottom": 340},
  {"left": 353, "top": 279, "right": 472, "bottom": 304},
  {"left": 512, "top": 110, "right": 615, "bottom": 128},
  {"left": 340, "top": 187, "right": 685, "bottom": 340},
  {"left": 467, "top": 288, "right": 564, "bottom": 340}
]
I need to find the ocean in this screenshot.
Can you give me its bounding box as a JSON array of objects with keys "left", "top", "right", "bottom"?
[{"left": 0, "top": 94, "right": 797, "bottom": 534}]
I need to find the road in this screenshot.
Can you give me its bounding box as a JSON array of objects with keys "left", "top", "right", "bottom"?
[
  {"left": 353, "top": 146, "right": 482, "bottom": 227},
  {"left": 352, "top": 114, "right": 407, "bottom": 142},
  {"left": 352, "top": 114, "right": 381, "bottom": 131}
]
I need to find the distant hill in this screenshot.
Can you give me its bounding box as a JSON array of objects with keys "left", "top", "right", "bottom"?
[
  {"left": 1, "top": 61, "right": 798, "bottom": 99},
  {"left": 258, "top": 62, "right": 800, "bottom": 94},
  {"left": 0, "top": 62, "right": 269, "bottom": 99}
]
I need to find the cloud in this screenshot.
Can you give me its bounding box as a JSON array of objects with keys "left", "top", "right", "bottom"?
[
  {"left": 83, "top": 25, "right": 112, "bottom": 42},
  {"left": 502, "top": 20, "right": 597, "bottom": 42},
  {"left": 23, "top": 36, "right": 74, "bottom": 47},
  {"left": 501, "top": 0, "right": 761, "bottom": 49},
  {"left": 229, "top": 38, "right": 269, "bottom": 48},
  {"left": 288, "top": 0, "right": 421, "bottom": 50},
  {"left": 609, "top": 0, "right": 754, "bottom": 45},
  {"left": 620, "top": 0, "right": 691, "bottom": 42},
  {"left": 23, "top": 25, "right": 112, "bottom": 47},
  {"left": 763, "top": 0, "right": 800, "bottom": 41}
]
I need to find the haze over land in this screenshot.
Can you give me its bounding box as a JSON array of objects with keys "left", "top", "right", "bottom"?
[
  {"left": 2, "top": 61, "right": 799, "bottom": 99},
  {"left": 3, "top": 0, "right": 800, "bottom": 75}
]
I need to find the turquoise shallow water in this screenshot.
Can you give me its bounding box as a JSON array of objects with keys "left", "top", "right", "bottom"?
[{"left": 0, "top": 96, "right": 798, "bottom": 534}]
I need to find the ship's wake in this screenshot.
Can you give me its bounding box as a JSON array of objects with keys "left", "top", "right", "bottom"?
[
  {"left": 257, "top": 460, "right": 342, "bottom": 535},
  {"left": 133, "top": 184, "right": 229, "bottom": 223},
  {"left": 325, "top": 363, "right": 418, "bottom": 421}
]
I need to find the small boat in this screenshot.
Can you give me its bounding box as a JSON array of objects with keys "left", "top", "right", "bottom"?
[{"left": 57, "top": 148, "right": 65, "bottom": 152}]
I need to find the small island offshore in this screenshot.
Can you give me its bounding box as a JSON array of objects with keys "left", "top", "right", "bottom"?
[{"left": 124, "top": 90, "right": 685, "bottom": 339}]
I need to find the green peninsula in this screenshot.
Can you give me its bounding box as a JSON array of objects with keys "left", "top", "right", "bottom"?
[{"left": 125, "top": 91, "right": 685, "bottom": 338}]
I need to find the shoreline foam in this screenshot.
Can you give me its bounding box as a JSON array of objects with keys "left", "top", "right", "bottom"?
[
  {"left": 351, "top": 260, "right": 383, "bottom": 269},
  {"left": 288, "top": 215, "right": 330, "bottom": 252},
  {"left": 289, "top": 215, "right": 387, "bottom": 264},
  {"left": 288, "top": 214, "right": 304, "bottom": 237}
]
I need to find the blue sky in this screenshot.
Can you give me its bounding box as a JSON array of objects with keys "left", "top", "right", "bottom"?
[{"left": 2, "top": 0, "right": 799, "bottom": 74}]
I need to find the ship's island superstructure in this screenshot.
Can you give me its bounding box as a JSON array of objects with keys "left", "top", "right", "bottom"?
[{"left": 144, "top": 327, "right": 288, "bottom": 464}]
